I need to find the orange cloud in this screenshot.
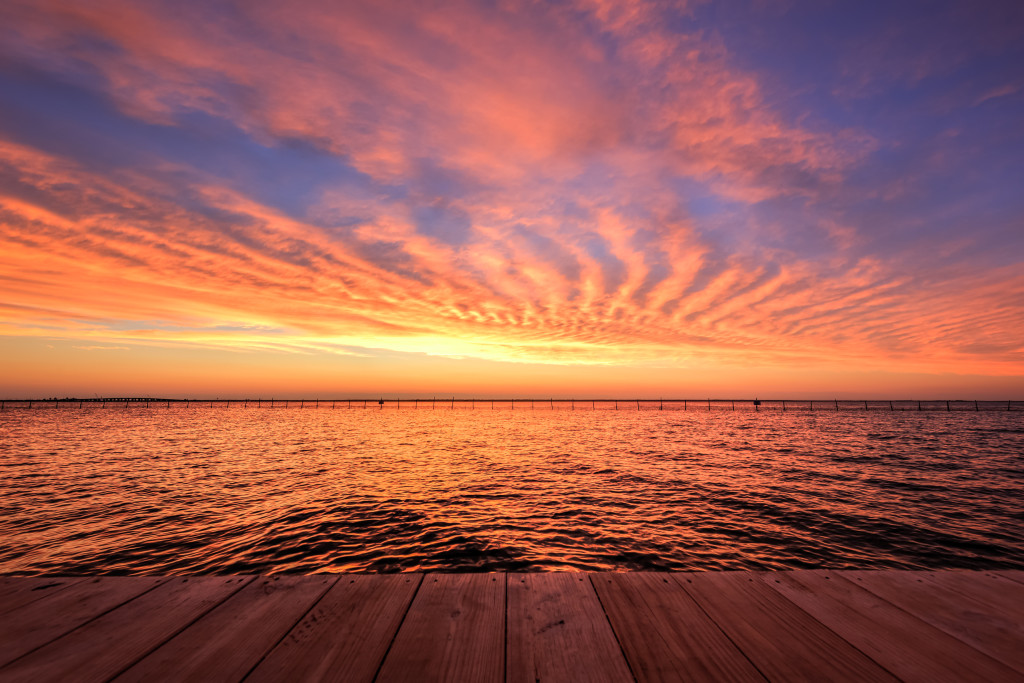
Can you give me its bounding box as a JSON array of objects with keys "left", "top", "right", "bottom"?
[{"left": 0, "top": 0, "right": 1021, "bottom": 395}]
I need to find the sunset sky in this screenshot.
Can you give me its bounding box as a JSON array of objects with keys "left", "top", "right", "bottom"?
[{"left": 1, "top": 0, "right": 1022, "bottom": 398}]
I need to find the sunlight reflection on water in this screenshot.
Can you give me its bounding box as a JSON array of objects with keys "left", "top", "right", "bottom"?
[{"left": 1, "top": 405, "right": 1022, "bottom": 574}]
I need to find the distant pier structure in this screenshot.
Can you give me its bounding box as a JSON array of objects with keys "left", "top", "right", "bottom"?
[{"left": 1, "top": 397, "right": 1021, "bottom": 411}]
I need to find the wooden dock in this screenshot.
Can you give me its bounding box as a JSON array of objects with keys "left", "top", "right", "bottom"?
[{"left": 1, "top": 571, "right": 1021, "bottom": 682}]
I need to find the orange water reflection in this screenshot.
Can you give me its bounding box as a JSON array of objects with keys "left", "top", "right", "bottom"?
[{"left": 1, "top": 406, "right": 1022, "bottom": 573}]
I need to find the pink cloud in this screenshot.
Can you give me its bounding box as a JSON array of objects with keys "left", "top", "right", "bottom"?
[{"left": 0, "top": 0, "right": 1021, "bottom": 385}]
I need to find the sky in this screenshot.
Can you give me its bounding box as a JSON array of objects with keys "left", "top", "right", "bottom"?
[{"left": 1, "top": 0, "right": 1022, "bottom": 399}]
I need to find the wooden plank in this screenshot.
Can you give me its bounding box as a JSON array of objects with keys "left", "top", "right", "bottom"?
[
  {"left": 0, "top": 576, "right": 165, "bottom": 668},
  {"left": 591, "top": 572, "right": 764, "bottom": 683},
  {"left": 115, "top": 575, "right": 337, "bottom": 683},
  {"left": 995, "top": 569, "right": 1024, "bottom": 586},
  {"left": 842, "top": 570, "right": 1024, "bottom": 674},
  {"left": 675, "top": 571, "right": 897, "bottom": 682},
  {"left": 0, "top": 576, "right": 252, "bottom": 683},
  {"left": 0, "top": 576, "right": 84, "bottom": 616},
  {"left": 376, "top": 573, "right": 504, "bottom": 683},
  {"left": 760, "top": 571, "right": 1017, "bottom": 681},
  {"left": 924, "top": 570, "right": 1024, "bottom": 621},
  {"left": 248, "top": 574, "right": 422, "bottom": 683},
  {"left": 507, "top": 573, "right": 632, "bottom": 683}
]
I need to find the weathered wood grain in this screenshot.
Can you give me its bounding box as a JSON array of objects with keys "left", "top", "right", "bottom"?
[
  {"left": 996, "top": 569, "right": 1024, "bottom": 586},
  {"left": 760, "top": 570, "right": 1017, "bottom": 682},
  {"left": 676, "top": 571, "right": 897, "bottom": 682},
  {"left": 507, "top": 573, "right": 632, "bottom": 683},
  {"left": 376, "top": 573, "right": 504, "bottom": 683},
  {"left": 0, "top": 571, "right": 1020, "bottom": 682},
  {"left": 0, "top": 576, "right": 251, "bottom": 683},
  {"left": 843, "top": 570, "right": 1024, "bottom": 674},
  {"left": 0, "top": 576, "right": 165, "bottom": 668},
  {"left": 0, "top": 577, "right": 84, "bottom": 616},
  {"left": 924, "top": 570, "right": 1024, "bottom": 621},
  {"left": 247, "top": 574, "right": 422, "bottom": 683},
  {"left": 591, "top": 572, "right": 764, "bottom": 683},
  {"left": 114, "top": 575, "right": 336, "bottom": 683}
]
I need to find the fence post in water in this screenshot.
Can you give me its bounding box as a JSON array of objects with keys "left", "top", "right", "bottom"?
[
  {"left": 29, "top": 400, "right": 33, "bottom": 409},
  {"left": 834, "top": 399, "right": 838, "bottom": 411},
  {"left": 492, "top": 399, "right": 494, "bottom": 410},
  {"left": 1009, "top": 400, "right": 1012, "bottom": 412},
  {"left": 316, "top": 399, "right": 319, "bottom": 408},
  {"left": 451, "top": 397, "right": 454, "bottom": 409},
  {"left": 708, "top": 399, "right": 711, "bottom": 412},
  {"left": 918, "top": 400, "right": 921, "bottom": 411},
  {"left": 592, "top": 400, "right": 595, "bottom": 410},
  {"left": 732, "top": 401, "right": 735, "bottom": 411},
  {"left": 975, "top": 400, "right": 979, "bottom": 412},
  {"left": 683, "top": 400, "right": 687, "bottom": 411},
  {"left": 432, "top": 397, "right": 436, "bottom": 410},
  {"left": 572, "top": 399, "right": 574, "bottom": 410},
  {"left": 890, "top": 401, "right": 894, "bottom": 411},
  {"left": 864, "top": 400, "right": 868, "bottom": 411},
  {"left": 301, "top": 400, "right": 304, "bottom": 409},
  {"left": 166, "top": 400, "right": 170, "bottom": 408},
  {"left": 615, "top": 401, "right": 618, "bottom": 410},
  {"left": 659, "top": 398, "right": 663, "bottom": 411},
  {"left": 636, "top": 399, "right": 639, "bottom": 411},
  {"left": 947, "top": 400, "right": 950, "bottom": 412},
  {"left": 783, "top": 400, "right": 786, "bottom": 412},
  {"left": 552, "top": 398, "right": 555, "bottom": 410}
]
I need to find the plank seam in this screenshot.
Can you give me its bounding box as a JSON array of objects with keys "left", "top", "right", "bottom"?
[
  {"left": 103, "top": 575, "right": 257, "bottom": 682},
  {"left": 668, "top": 573, "right": 771, "bottom": 682},
  {"left": 755, "top": 572, "right": 911, "bottom": 680},
  {"left": 503, "top": 572, "right": 508, "bottom": 683},
  {"left": 832, "top": 571, "right": 1024, "bottom": 676},
  {"left": 370, "top": 572, "right": 425, "bottom": 683},
  {"left": 0, "top": 576, "right": 174, "bottom": 674},
  {"left": 778, "top": 571, "right": 1019, "bottom": 679},
  {"left": 0, "top": 577, "right": 88, "bottom": 617},
  {"left": 586, "top": 574, "right": 639, "bottom": 683},
  {"left": 238, "top": 574, "right": 343, "bottom": 682},
  {"left": 993, "top": 570, "right": 1024, "bottom": 587}
]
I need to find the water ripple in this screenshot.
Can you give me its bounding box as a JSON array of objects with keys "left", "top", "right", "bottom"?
[{"left": 1, "top": 407, "right": 1023, "bottom": 573}]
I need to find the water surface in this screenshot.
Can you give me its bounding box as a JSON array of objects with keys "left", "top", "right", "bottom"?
[{"left": 1, "top": 405, "right": 1022, "bottom": 573}]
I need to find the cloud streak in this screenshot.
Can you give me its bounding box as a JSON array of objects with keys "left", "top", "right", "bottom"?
[{"left": 0, "top": 0, "right": 1022, "bottom": 392}]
